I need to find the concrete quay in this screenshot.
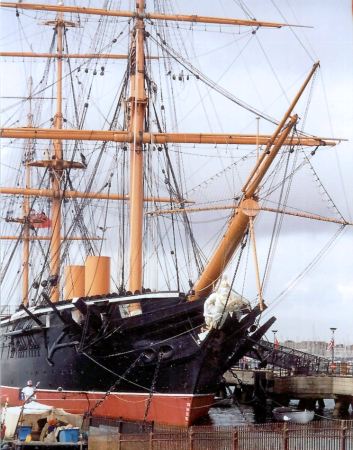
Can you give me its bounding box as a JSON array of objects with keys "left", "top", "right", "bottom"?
[
  {"left": 271, "top": 374, "right": 353, "bottom": 399},
  {"left": 224, "top": 369, "right": 353, "bottom": 416},
  {"left": 270, "top": 374, "right": 353, "bottom": 416}
]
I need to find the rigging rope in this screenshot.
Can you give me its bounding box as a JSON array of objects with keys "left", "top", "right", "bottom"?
[
  {"left": 263, "top": 225, "right": 346, "bottom": 315},
  {"left": 260, "top": 131, "right": 297, "bottom": 294},
  {"left": 270, "top": 0, "right": 315, "bottom": 63},
  {"left": 150, "top": 33, "right": 280, "bottom": 126},
  {"left": 150, "top": 101, "right": 205, "bottom": 276}
]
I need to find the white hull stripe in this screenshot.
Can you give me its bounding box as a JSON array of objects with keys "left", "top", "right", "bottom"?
[{"left": 1, "top": 292, "right": 181, "bottom": 324}]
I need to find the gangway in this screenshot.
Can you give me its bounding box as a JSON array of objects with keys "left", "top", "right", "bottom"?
[{"left": 246, "top": 339, "right": 331, "bottom": 374}]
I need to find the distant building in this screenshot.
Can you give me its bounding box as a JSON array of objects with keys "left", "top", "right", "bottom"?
[
  {"left": 282, "top": 340, "right": 353, "bottom": 361},
  {"left": 334, "top": 344, "right": 353, "bottom": 361}
]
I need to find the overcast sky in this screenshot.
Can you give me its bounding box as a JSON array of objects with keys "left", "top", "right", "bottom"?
[{"left": 0, "top": 0, "right": 352, "bottom": 344}]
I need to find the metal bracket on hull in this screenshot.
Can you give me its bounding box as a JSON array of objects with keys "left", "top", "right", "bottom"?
[
  {"left": 19, "top": 304, "right": 46, "bottom": 328},
  {"left": 73, "top": 297, "right": 103, "bottom": 331},
  {"left": 225, "top": 316, "right": 277, "bottom": 369},
  {"left": 47, "top": 330, "right": 79, "bottom": 365},
  {"left": 41, "top": 291, "right": 70, "bottom": 324}
]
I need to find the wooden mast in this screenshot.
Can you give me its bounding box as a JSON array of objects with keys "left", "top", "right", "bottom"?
[
  {"left": 127, "top": 0, "right": 147, "bottom": 312},
  {"left": 191, "top": 63, "right": 320, "bottom": 301},
  {"left": 22, "top": 163, "right": 30, "bottom": 306},
  {"left": 0, "top": 3, "right": 338, "bottom": 307},
  {"left": 22, "top": 78, "right": 34, "bottom": 306},
  {"left": 4, "top": 77, "right": 35, "bottom": 306},
  {"left": 48, "top": 8, "right": 64, "bottom": 302},
  {"left": 190, "top": 116, "right": 298, "bottom": 301}
]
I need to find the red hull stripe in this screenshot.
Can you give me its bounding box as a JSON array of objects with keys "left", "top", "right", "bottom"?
[{"left": 1, "top": 386, "right": 214, "bottom": 426}]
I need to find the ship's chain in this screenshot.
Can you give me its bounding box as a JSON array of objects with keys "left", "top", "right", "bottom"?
[
  {"left": 229, "top": 367, "right": 245, "bottom": 391},
  {"left": 143, "top": 351, "right": 163, "bottom": 424},
  {"left": 88, "top": 352, "right": 145, "bottom": 417},
  {"left": 226, "top": 369, "right": 252, "bottom": 422}
]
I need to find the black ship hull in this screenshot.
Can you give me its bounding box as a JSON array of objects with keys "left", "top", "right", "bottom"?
[{"left": 1, "top": 291, "right": 274, "bottom": 425}]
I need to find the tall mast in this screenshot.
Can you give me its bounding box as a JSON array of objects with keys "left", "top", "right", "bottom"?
[
  {"left": 191, "top": 64, "right": 320, "bottom": 300},
  {"left": 128, "top": 0, "right": 147, "bottom": 305},
  {"left": 50, "top": 7, "right": 64, "bottom": 301},
  {"left": 0, "top": 3, "right": 338, "bottom": 306},
  {"left": 22, "top": 77, "right": 34, "bottom": 306}
]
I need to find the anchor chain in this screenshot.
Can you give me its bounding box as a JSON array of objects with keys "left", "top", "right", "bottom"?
[
  {"left": 229, "top": 367, "right": 245, "bottom": 392},
  {"left": 143, "top": 351, "right": 163, "bottom": 423},
  {"left": 88, "top": 352, "right": 145, "bottom": 417}
]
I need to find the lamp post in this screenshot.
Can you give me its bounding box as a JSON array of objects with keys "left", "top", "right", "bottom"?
[
  {"left": 329, "top": 327, "right": 337, "bottom": 364},
  {"left": 271, "top": 329, "right": 278, "bottom": 373},
  {"left": 272, "top": 329, "right": 278, "bottom": 347}
]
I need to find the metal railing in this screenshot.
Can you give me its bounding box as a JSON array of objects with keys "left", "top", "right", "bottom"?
[
  {"left": 245, "top": 339, "right": 353, "bottom": 376},
  {"left": 88, "top": 421, "right": 353, "bottom": 450}
]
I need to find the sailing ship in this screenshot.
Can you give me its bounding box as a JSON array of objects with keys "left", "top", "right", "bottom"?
[{"left": 0, "top": 1, "right": 350, "bottom": 426}]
